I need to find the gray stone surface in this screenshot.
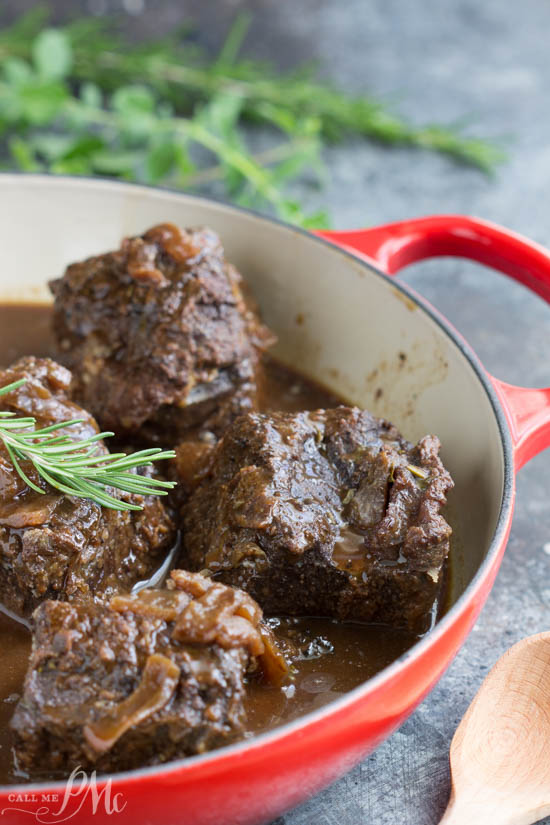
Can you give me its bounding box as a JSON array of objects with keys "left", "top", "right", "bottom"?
[{"left": 3, "top": 0, "right": 550, "bottom": 822}]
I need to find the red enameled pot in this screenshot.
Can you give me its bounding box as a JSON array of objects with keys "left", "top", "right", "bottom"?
[{"left": 0, "top": 176, "right": 549, "bottom": 825}]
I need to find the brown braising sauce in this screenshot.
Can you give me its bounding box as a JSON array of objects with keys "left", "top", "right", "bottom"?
[{"left": 0, "top": 304, "right": 434, "bottom": 784}]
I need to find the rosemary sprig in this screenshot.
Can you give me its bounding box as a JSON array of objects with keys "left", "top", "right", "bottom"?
[
  {"left": 0, "top": 8, "right": 504, "bottom": 227},
  {"left": 0, "top": 379, "right": 176, "bottom": 511}
]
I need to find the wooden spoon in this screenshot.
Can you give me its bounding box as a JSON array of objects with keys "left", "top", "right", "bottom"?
[{"left": 440, "top": 632, "right": 550, "bottom": 825}]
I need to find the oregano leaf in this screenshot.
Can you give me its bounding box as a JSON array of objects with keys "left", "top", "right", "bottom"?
[{"left": 32, "top": 29, "right": 73, "bottom": 80}]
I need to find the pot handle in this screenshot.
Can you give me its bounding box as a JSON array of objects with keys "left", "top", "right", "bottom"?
[{"left": 317, "top": 215, "right": 550, "bottom": 471}]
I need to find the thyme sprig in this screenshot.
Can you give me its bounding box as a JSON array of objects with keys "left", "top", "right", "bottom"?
[
  {"left": 0, "top": 379, "right": 176, "bottom": 511},
  {"left": 0, "top": 8, "right": 504, "bottom": 227}
]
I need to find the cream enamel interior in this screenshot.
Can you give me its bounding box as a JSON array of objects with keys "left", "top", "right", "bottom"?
[{"left": 0, "top": 174, "right": 506, "bottom": 605}]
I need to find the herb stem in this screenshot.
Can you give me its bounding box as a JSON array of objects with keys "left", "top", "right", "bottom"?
[
  {"left": 178, "top": 139, "right": 312, "bottom": 187},
  {"left": 0, "top": 9, "right": 504, "bottom": 226}
]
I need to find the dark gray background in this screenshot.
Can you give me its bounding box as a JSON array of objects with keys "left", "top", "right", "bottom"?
[{"left": 3, "top": 1, "right": 550, "bottom": 823}]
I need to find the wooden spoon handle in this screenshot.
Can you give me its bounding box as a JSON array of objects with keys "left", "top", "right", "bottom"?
[
  {"left": 439, "top": 793, "right": 542, "bottom": 825},
  {"left": 440, "top": 802, "right": 507, "bottom": 825},
  {"left": 439, "top": 802, "right": 484, "bottom": 825},
  {"left": 439, "top": 796, "right": 481, "bottom": 825}
]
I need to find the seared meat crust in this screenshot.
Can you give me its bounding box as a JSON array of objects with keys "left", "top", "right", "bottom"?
[
  {"left": 12, "top": 572, "right": 287, "bottom": 775},
  {"left": 0, "top": 357, "right": 175, "bottom": 619},
  {"left": 183, "top": 407, "right": 454, "bottom": 633},
  {"left": 49, "top": 223, "right": 275, "bottom": 444}
]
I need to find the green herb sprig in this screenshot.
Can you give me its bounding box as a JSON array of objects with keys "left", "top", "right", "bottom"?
[
  {"left": 0, "top": 379, "right": 176, "bottom": 511},
  {"left": 0, "top": 8, "right": 504, "bottom": 227}
]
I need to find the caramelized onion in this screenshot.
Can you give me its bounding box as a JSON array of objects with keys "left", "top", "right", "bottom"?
[
  {"left": 83, "top": 654, "right": 180, "bottom": 755},
  {"left": 0, "top": 495, "right": 58, "bottom": 528},
  {"left": 124, "top": 237, "right": 168, "bottom": 286},
  {"left": 110, "top": 589, "right": 191, "bottom": 621},
  {"left": 113, "top": 572, "right": 290, "bottom": 684},
  {"left": 143, "top": 223, "right": 201, "bottom": 263},
  {"left": 171, "top": 570, "right": 265, "bottom": 656},
  {"left": 170, "top": 569, "right": 211, "bottom": 598},
  {"left": 256, "top": 626, "right": 291, "bottom": 686}
]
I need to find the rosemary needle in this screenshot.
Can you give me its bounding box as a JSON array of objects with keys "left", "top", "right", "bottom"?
[{"left": 0, "top": 379, "right": 176, "bottom": 511}]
